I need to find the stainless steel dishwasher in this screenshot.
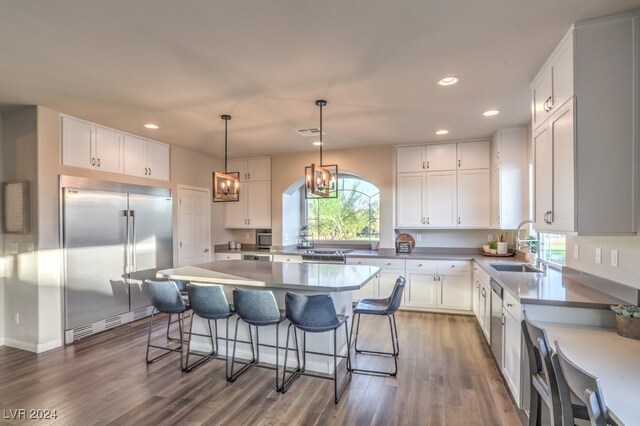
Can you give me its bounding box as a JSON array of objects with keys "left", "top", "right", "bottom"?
[{"left": 490, "top": 278, "right": 504, "bottom": 369}]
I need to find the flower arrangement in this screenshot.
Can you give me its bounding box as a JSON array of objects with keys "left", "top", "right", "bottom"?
[{"left": 611, "top": 304, "right": 640, "bottom": 318}]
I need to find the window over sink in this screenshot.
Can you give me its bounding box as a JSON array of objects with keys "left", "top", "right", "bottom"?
[
  {"left": 538, "top": 233, "right": 566, "bottom": 266},
  {"left": 305, "top": 176, "right": 379, "bottom": 241}
]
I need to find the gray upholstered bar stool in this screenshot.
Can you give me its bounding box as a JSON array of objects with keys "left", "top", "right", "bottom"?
[
  {"left": 553, "top": 342, "right": 611, "bottom": 426},
  {"left": 144, "top": 280, "right": 190, "bottom": 370},
  {"left": 349, "top": 277, "right": 405, "bottom": 376},
  {"left": 184, "top": 283, "right": 235, "bottom": 373},
  {"left": 228, "top": 288, "right": 286, "bottom": 389},
  {"left": 522, "top": 313, "right": 588, "bottom": 426},
  {"left": 281, "top": 292, "right": 352, "bottom": 404},
  {"left": 166, "top": 279, "right": 190, "bottom": 341}
]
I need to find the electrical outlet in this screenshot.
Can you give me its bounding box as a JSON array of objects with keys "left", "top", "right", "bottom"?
[
  {"left": 611, "top": 250, "right": 619, "bottom": 268},
  {"left": 27, "top": 243, "right": 35, "bottom": 253},
  {"left": 574, "top": 245, "right": 580, "bottom": 260},
  {"left": 595, "top": 248, "right": 602, "bottom": 264},
  {"left": 10, "top": 242, "right": 19, "bottom": 254},
  {"left": 487, "top": 234, "right": 493, "bottom": 242},
  {"left": 14, "top": 313, "right": 19, "bottom": 325},
  {"left": 416, "top": 234, "right": 422, "bottom": 242}
]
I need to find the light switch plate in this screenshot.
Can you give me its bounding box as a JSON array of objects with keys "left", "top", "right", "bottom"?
[
  {"left": 573, "top": 245, "right": 580, "bottom": 260},
  {"left": 10, "top": 242, "right": 19, "bottom": 254},
  {"left": 27, "top": 243, "right": 35, "bottom": 253},
  {"left": 611, "top": 250, "right": 619, "bottom": 268},
  {"left": 595, "top": 248, "right": 602, "bottom": 264},
  {"left": 416, "top": 234, "right": 422, "bottom": 242}
]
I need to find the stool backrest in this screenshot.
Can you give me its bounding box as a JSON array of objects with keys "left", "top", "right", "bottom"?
[
  {"left": 553, "top": 343, "right": 608, "bottom": 426},
  {"left": 386, "top": 277, "right": 406, "bottom": 314},
  {"left": 144, "top": 280, "right": 187, "bottom": 313},
  {"left": 232, "top": 288, "right": 281, "bottom": 323},
  {"left": 285, "top": 292, "right": 339, "bottom": 329},
  {"left": 187, "top": 283, "right": 231, "bottom": 319}
]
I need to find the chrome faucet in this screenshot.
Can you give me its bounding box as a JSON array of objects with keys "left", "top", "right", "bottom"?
[{"left": 515, "top": 219, "right": 537, "bottom": 251}]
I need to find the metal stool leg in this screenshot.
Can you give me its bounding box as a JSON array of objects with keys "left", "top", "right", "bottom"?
[
  {"left": 349, "top": 313, "right": 399, "bottom": 376},
  {"left": 146, "top": 310, "right": 186, "bottom": 366},
  {"left": 184, "top": 317, "right": 218, "bottom": 372},
  {"left": 228, "top": 318, "right": 257, "bottom": 382}
]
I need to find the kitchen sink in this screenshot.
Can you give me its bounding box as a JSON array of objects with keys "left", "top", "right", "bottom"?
[{"left": 489, "top": 263, "right": 543, "bottom": 273}]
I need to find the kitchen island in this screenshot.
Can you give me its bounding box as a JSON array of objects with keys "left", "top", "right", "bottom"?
[{"left": 157, "top": 260, "right": 381, "bottom": 373}]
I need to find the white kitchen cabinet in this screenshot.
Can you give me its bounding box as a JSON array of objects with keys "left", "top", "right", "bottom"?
[
  {"left": 123, "top": 134, "right": 170, "bottom": 181},
  {"left": 457, "top": 169, "right": 490, "bottom": 228},
  {"left": 347, "top": 258, "right": 380, "bottom": 300},
  {"left": 225, "top": 179, "right": 271, "bottom": 228},
  {"left": 531, "top": 30, "right": 573, "bottom": 131},
  {"left": 533, "top": 99, "right": 575, "bottom": 233},
  {"left": 62, "top": 116, "right": 123, "bottom": 173},
  {"left": 472, "top": 273, "right": 481, "bottom": 319},
  {"left": 405, "top": 260, "right": 471, "bottom": 312},
  {"left": 272, "top": 254, "right": 302, "bottom": 263},
  {"left": 457, "top": 141, "right": 490, "bottom": 170},
  {"left": 480, "top": 281, "right": 491, "bottom": 343},
  {"left": 425, "top": 171, "right": 457, "bottom": 227},
  {"left": 348, "top": 258, "right": 405, "bottom": 303},
  {"left": 502, "top": 306, "right": 522, "bottom": 405},
  {"left": 228, "top": 157, "right": 271, "bottom": 182},
  {"left": 396, "top": 145, "right": 425, "bottom": 173},
  {"left": 491, "top": 127, "right": 526, "bottom": 229},
  {"left": 438, "top": 273, "right": 471, "bottom": 311},
  {"left": 405, "top": 270, "right": 438, "bottom": 308},
  {"left": 214, "top": 252, "right": 242, "bottom": 260},
  {"left": 396, "top": 172, "right": 427, "bottom": 227},
  {"left": 425, "top": 144, "right": 457, "bottom": 171}
]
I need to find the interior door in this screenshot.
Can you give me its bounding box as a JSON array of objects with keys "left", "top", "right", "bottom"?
[
  {"left": 178, "top": 187, "right": 211, "bottom": 267},
  {"left": 128, "top": 193, "right": 174, "bottom": 310},
  {"left": 63, "top": 188, "right": 129, "bottom": 329}
]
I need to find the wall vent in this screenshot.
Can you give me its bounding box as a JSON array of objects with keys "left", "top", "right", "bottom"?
[
  {"left": 105, "top": 315, "right": 122, "bottom": 329},
  {"left": 73, "top": 324, "right": 94, "bottom": 340},
  {"left": 296, "top": 128, "right": 324, "bottom": 137}
]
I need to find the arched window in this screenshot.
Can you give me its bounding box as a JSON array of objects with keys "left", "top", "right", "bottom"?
[{"left": 306, "top": 175, "right": 379, "bottom": 241}]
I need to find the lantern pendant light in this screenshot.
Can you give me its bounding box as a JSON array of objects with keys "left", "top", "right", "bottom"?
[
  {"left": 305, "top": 100, "right": 338, "bottom": 199},
  {"left": 213, "top": 114, "right": 240, "bottom": 202}
]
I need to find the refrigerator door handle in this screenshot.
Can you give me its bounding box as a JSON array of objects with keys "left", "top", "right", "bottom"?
[
  {"left": 131, "top": 210, "right": 137, "bottom": 272},
  {"left": 124, "top": 209, "right": 131, "bottom": 273}
]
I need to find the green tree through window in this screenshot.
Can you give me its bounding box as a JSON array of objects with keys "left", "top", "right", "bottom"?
[{"left": 306, "top": 177, "right": 380, "bottom": 241}]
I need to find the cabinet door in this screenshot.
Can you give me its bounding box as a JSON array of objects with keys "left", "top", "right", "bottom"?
[
  {"left": 438, "top": 273, "right": 471, "bottom": 311},
  {"left": 123, "top": 135, "right": 148, "bottom": 178},
  {"left": 396, "top": 173, "right": 426, "bottom": 227},
  {"left": 248, "top": 180, "right": 271, "bottom": 228},
  {"left": 426, "top": 171, "right": 457, "bottom": 227},
  {"left": 532, "top": 68, "right": 553, "bottom": 130},
  {"left": 480, "top": 284, "right": 491, "bottom": 343},
  {"left": 248, "top": 158, "right": 271, "bottom": 181},
  {"left": 551, "top": 33, "right": 573, "bottom": 113},
  {"left": 425, "top": 144, "right": 457, "bottom": 171},
  {"left": 379, "top": 270, "right": 404, "bottom": 303},
  {"left": 405, "top": 272, "right": 437, "bottom": 308},
  {"left": 458, "top": 169, "right": 490, "bottom": 228},
  {"left": 457, "top": 141, "right": 490, "bottom": 170},
  {"left": 228, "top": 160, "right": 249, "bottom": 181},
  {"left": 491, "top": 163, "right": 501, "bottom": 228},
  {"left": 353, "top": 274, "right": 378, "bottom": 301},
  {"left": 62, "top": 117, "right": 94, "bottom": 169},
  {"left": 491, "top": 131, "right": 502, "bottom": 166},
  {"left": 225, "top": 191, "right": 248, "bottom": 228},
  {"left": 396, "top": 146, "right": 425, "bottom": 173},
  {"left": 533, "top": 124, "right": 553, "bottom": 231},
  {"left": 146, "top": 141, "right": 170, "bottom": 181},
  {"left": 502, "top": 310, "right": 521, "bottom": 404},
  {"left": 215, "top": 253, "right": 242, "bottom": 260},
  {"left": 472, "top": 274, "right": 481, "bottom": 318},
  {"left": 549, "top": 99, "right": 575, "bottom": 232},
  {"left": 95, "top": 127, "right": 123, "bottom": 174}
]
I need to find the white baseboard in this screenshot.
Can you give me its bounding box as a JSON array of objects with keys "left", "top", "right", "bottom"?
[
  {"left": 2, "top": 338, "right": 37, "bottom": 352},
  {"left": 36, "top": 338, "right": 62, "bottom": 353}
]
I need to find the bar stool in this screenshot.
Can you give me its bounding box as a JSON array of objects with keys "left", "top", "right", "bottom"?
[
  {"left": 522, "top": 313, "right": 589, "bottom": 426},
  {"left": 349, "top": 277, "right": 405, "bottom": 376},
  {"left": 228, "top": 288, "right": 286, "bottom": 389},
  {"left": 144, "top": 280, "right": 190, "bottom": 370},
  {"left": 281, "top": 292, "right": 352, "bottom": 404},
  {"left": 167, "top": 279, "right": 190, "bottom": 341},
  {"left": 184, "top": 283, "right": 235, "bottom": 373},
  {"left": 553, "top": 342, "right": 611, "bottom": 426}
]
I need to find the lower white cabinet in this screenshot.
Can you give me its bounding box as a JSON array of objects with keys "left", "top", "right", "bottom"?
[
  {"left": 480, "top": 281, "right": 491, "bottom": 343},
  {"left": 347, "top": 258, "right": 405, "bottom": 303},
  {"left": 405, "top": 260, "right": 471, "bottom": 312},
  {"left": 214, "top": 252, "right": 241, "bottom": 260},
  {"left": 272, "top": 254, "right": 302, "bottom": 263},
  {"left": 405, "top": 270, "right": 438, "bottom": 308},
  {"left": 502, "top": 307, "right": 521, "bottom": 404},
  {"left": 439, "top": 273, "right": 471, "bottom": 310}
]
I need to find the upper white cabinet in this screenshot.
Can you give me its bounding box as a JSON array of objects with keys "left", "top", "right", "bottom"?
[
  {"left": 458, "top": 169, "right": 490, "bottom": 228},
  {"left": 425, "top": 171, "right": 457, "bottom": 227},
  {"left": 491, "top": 128, "right": 526, "bottom": 229},
  {"left": 225, "top": 157, "right": 272, "bottom": 229},
  {"left": 62, "top": 115, "right": 170, "bottom": 181},
  {"left": 396, "top": 172, "right": 427, "bottom": 227},
  {"left": 124, "top": 135, "right": 170, "bottom": 181},
  {"left": 62, "top": 116, "right": 123, "bottom": 174},
  {"left": 457, "top": 141, "right": 490, "bottom": 170},
  {"left": 425, "top": 144, "right": 457, "bottom": 171},
  {"left": 396, "top": 145, "right": 425, "bottom": 173},
  {"left": 531, "top": 11, "right": 639, "bottom": 235}
]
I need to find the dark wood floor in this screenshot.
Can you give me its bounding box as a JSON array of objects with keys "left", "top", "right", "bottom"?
[{"left": 0, "top": 312, "right": 520, "bottom": 425}]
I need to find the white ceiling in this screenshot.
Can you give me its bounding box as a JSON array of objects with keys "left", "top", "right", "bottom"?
[{"left": 1, "top": 1, "right": 639, "bottom": 159}]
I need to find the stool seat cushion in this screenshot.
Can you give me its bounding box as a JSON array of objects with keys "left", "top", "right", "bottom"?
[
  {"left": 144, "top": 280, "right": 188, "bottom": 314},
  {"left": 187, "top": 283, "right": 234, "bottom": 321},
  {"left": 285, "top": 292, "right": 345, "bottom": 333},
  {"left": 353, "top": 297, "right": 392, "bottom": 315},
  {"left": 233, "top": 288, "right": 284, "bottom": 326}
]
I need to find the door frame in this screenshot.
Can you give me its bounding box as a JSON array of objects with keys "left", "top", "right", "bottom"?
[{"left": 177, "top": 185, "right": 212, "bottom": 267}]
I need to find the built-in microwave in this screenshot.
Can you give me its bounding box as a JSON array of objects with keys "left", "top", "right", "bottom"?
[{"left": 256, "top": 230, "right": 272, "bottom": 250}]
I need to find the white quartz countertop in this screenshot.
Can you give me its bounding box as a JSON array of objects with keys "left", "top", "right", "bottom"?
[
  {"left": 157, "top": 260, "right": 380, "bottom": 292},
  {"left": 536, "top": 321, "right": 640, "bottom": 426}
]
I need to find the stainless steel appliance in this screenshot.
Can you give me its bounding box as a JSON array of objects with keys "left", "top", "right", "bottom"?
[
  {"left": 490, "top": 278, "right": 504, "bottom": 368},
  {"left": 256, "top": 230, "right": 272, "bottom": 250},
  {"left": 300, "top": 248, "right": 353, "bottom": 264},
  {"left": 62, "top": 177, "right": 172, "bottom": 337},
  {"left": 241, "top": 253, "right": 273, "bottom": 261}
]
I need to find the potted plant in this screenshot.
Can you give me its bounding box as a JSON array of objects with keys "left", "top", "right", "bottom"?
[
  {"left": 611, "top": 305, "right": 640, "bottom": 340},
  {"left": 488, "top": 240, "right": 498, "bottom": 255}
]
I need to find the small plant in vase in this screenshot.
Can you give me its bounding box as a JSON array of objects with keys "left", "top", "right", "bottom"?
[
  {"left": 488, "top": 240, "right": 498, "bottom": 255},
  {"left": 611, "top": 305, "right": 640, "bottom": 340}
]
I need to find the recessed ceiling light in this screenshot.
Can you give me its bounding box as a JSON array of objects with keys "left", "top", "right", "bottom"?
[
  {"left": 312, "top": 141, "right": 323, "bottom": 146},
  {"left": 483, "top": 110, "right": 500, "bottom": 117},
  {"left": 435, "top": 130, "right": 449, "bottom": 135},
  {"left": 438, "top": 77, "right": 458, "bottom": 86},
  {"left": 144, "top": 123, "right": 159, "bottom": 129}
]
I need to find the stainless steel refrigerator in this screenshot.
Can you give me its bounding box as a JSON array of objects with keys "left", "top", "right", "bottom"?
[{"left": 62, "top": 177, "right": 173, "bottom": 333}]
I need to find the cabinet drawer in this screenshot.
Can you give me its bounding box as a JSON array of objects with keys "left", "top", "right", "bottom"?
[
  {"left": 375, "top": 258, "right": 405, "bottom": 270},
  {"left": 273, "top": 254, "right": 302, "bottom": 263},
  {"left": 437, "top": 260, "right": 470, "bottom": 274},
  {"left": 503, "top": 290, "right": 521, "bottom": 322},
  {"left": 405, "top": 259, "right": 438, "bottom": 273}
]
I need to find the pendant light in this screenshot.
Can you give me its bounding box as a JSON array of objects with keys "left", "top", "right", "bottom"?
[
  {"left": 212, "top": 114, "right": 240, "bottom": 202},
  {"left": 305, "top": 100, "right": 338, "bottom": 199}
]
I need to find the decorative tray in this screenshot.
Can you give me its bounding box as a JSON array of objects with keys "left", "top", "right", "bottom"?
[{"left": 481, "top": 252, "right": 515, "bottom": 257}]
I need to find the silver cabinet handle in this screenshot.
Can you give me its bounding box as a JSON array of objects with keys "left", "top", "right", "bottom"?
[
  {"left": 458, "top": 159, "right": 461, "bottom": 168},
  {"left": 543, "top": 96, "right": 553, "bottom": 112},
  {"left": 421, "top": 217, "right": 426, "bottom": 224},
  {"left": 91, "top": 157, "right": 96, "bottom": 166},
  {"left": 248, "top": 173, "right": 251, "bottom": 180},
  {"left": 475, "top": 280, "right": 480, "bottom": 289},
  {"left": 458, "top": 217, "right": 461, "bottom": 225},
  {"left": 506, "top": 303, "right": 513, "bottom": 308},
  {"left": 148, "top": 168, "right": 151, "bottom": 176},
  {"left": 422, "top": 161, "right": 425, "bottom": 169},
  {"left": 427, "top": 217, "right": 430, "bottom": 225},
  {"left": 97, "top": 158, "right": 101, "bottom": 167},
  {"left": 204, "top": 248, "right": 209, "bottom": 253},
  {"left": 144, "top": 167, "right": 148, "bottom": 175},
  {"left": 500, "top": 313, "right": 505, "bottom": 325}
]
